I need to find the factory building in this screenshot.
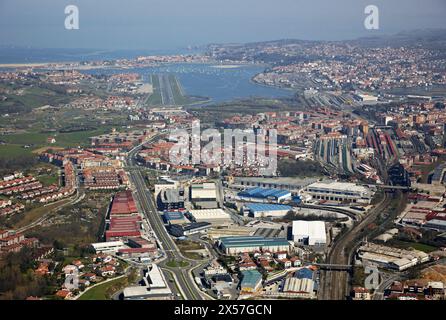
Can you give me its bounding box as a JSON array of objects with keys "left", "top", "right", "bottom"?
[
  {"left": 188, "top": 208, "right": 232, "bottom": 225},
  {"left": 163, "top": 211, "right": 188, "bottom": 225},
  {"left": 218, "top": 236, "right": 290, "bottom": 255},
  {"left": 238, "top": 187, "right": 291, "bottom": 203},
  {"left": 154, "top": 177, "right": 179, "bottom": 199},
  {"left": 157, "top": 188, "right": 184, "bottom": 211},
  {"left": 109, "top": 190, "right": 138, "bottom": 216},
  {"left": 168, "top": 222, "right": 212, "bottom": 237},
  {"left": 240, "top": 270, "right": 263, "bottom": 293},
  {"left": 207, "top": 226, "right": 254, "bottom": 240},
  {"left": 292, "top": 221, "right": 327, "bottom": 246},
  {"left": 190, "top": 182, "right": 218, "bottom": 209},
  {"left": 244, "top": 203, "right": 292, "bottom": 218},
  {"left": 231, "top": 176, "right": 319, "bottom": 193},
  {"left": 353, "top": 93, "right": 378, "bottom": 103},
  {"left": 357, "top": 242, "right": 430, "bottom": 271},
  {"left": 282, "top": 277, "right": 316, "bottom": 299},
  {"left": 305, "top": 181, "right": 373, "bottom": 204},
  {"left": 424, "top": 219, "right": 446, "bottom": 231},
  {"left": 105, "top": 215, "right": 142, "bottom": 242},
  {"left": 123, "top": 264, "right": 172, "bottom": 300},
  {"left": 91, "top": 241, "right": 125, "bottom": 254}
]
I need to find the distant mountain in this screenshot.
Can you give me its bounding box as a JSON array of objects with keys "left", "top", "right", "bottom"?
[
  {"left": 348, "top": 29, "right": 446, "bottom": 49},
  {"left": 209, "top": 29, "right": 446, "bottom": 50}
]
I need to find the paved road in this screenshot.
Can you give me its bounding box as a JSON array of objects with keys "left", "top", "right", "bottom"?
[
  {"left": 127, "top": 140, "right": 211, "bottom": 300},
  {"left": 15, "top": 171, "right": 84, "bottom": 233}
]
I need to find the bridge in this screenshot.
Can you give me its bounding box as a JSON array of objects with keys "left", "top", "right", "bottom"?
[{"left": 314, "top": 263, "right": 353, "bottom": 271}]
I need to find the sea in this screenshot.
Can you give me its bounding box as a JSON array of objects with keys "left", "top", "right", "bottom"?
[{"left": 0, "top": 47, "right": 292, "bottom": 103}]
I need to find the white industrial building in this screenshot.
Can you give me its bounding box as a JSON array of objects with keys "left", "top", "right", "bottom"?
[
  {"left": 244, "top": 203, "right": 293, "bottom": 218},
  {"left": 191, "top": 182, "right": 217, "bottom": 200},
  {"left": 154, "top": 177, "right": 179, "bottom": 199},
  {"left": 354, "top": 93, "right": 378, "bottom": 103},
  {"left": 91, "top": 241, "right": 125, "bottom": 253},
  {"left": 123, "top": 264, "right": 172, "bottom": 300},
  {"left": 292, "top": 221, "right": 326, "bottom": 246},
  {"left": 304, "top": 181, "right": 373, "bottom": 204},
  {"left": 188, "top": 208, "right": 232, "bottom": 225},
  {"left": 190, "top": 182, "right": 218, "bottom": 209}
]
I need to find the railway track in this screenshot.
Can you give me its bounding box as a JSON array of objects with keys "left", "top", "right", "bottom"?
[{"left": 319, "top": 192, "right": 392, "bottom": 300}]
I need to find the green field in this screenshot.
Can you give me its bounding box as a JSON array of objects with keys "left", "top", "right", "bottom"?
[
  {"left": 0, "top": 84, "right": 71, "bottom": 114},
  {"left": 37, "top": 173, "right": 59, "bottom": 186},
  {"left": 1, "top": 127, "right": 112, "bottom": 149},
  {"left": 0, "top": 144, "right": 33, "bottom": 159},
  {"left": 78, "top": 276, "right": 128, "bottom": 300},
  {"left": 390, "top": 240, "right": 438, "bottom": 253},
  {"left": 166, "top": 260, "right": 190, "bottom": 268}
]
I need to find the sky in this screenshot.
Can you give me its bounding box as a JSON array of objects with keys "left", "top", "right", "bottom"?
[{"left": 0, "top": 0, "right": 445, "bottom": 50}]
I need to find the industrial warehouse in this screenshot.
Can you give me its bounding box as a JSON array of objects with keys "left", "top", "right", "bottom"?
[
  {"left": 292, "top": 221, "right": 327, "bottom": 246},
  {"left": 188, "top": 208, "right": 232, "bottom": 225},
  {"left": 357, "top": 242, "right": 430, "bottom": 271},
  {"left": 304, "top": 181, "right": 374, "bottom": 204},
  {"left": 237, "top": 187, "right": 292, "bottom": 203},
  {"left": 243, "top": 203, "right": 292, "bottom": 218},
  {"left": 218, "top": 236, "right": 290, "bottom": 255}
]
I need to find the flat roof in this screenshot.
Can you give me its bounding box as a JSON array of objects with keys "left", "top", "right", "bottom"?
[
  {"left": 123, "top": 286, "right": 171, "bottom": 298},
  {"left": 219, "top": 236, "right": 289, "bottom": 248},
  {"left": 292, "top": 221, "right": 326, "bottom": 239},
  {"left": 91, "top": 241, "right": 124, "bottom": 249},
  {"left": 246, "top": 203, "right": 292, "bottom": 212},
  {"left": 189, "top": 209, "right": 231, "bottom": 220},
  {"left": 307, "top": 181, "right": 369, "bottom": 193},
  {"left": 234, "top": 176, "right": 321, "bottom": 187},
  {"left": 426, "top": 219, "right": 446, "bottom": 227},
  {"left": 239, "top": 187, "right": 291, "bottom": 199},
  {"left": 110, "top": 191, "right": 138, "bottom": 215},
  {"left": 163, "top": 211, "right": 185, "bottom": 220},
  {"left": 241, "top": 270, "right": 262, "bottom": 287}
]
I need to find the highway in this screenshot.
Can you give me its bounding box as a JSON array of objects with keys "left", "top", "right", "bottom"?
[
  {"left": 319, "top": 192, "right": 392, "bottom": 300},
  {"left": 126, "top": 139, "right": 210, "bottom": 300}
]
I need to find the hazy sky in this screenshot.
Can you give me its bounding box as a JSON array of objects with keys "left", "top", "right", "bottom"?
[{"left": 0, "top": 0, "right": 445, "bottom": 50}]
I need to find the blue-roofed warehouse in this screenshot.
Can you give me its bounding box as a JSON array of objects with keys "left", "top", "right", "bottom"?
[
  {"left": 244, "top": 203, "right": 292, "bottom": 218},
  {"left": 240, "top": 270, "right": 263, "bottom": 293},
  {"left": 238, "top": 187, "right": 291, "bottom": 203},
  {"left": 294, "top": 268, "right": 314, "bottom": 280}
]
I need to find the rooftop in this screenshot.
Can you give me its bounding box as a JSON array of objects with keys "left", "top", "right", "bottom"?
[
  {"left": 239, "top": 187, "right": 291, "bottom": 199},
  {"left": 219, "top": 236, "right": 290, "bottom": 248},
  {"left": 307, "top": 181, "right": 370, "bottom": 193},
  {"left": 246, "top": 203, "right": 292, "bottom": 212},
  {"left": 240, "top": 270, "right": 262, "bottom": 287}
]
